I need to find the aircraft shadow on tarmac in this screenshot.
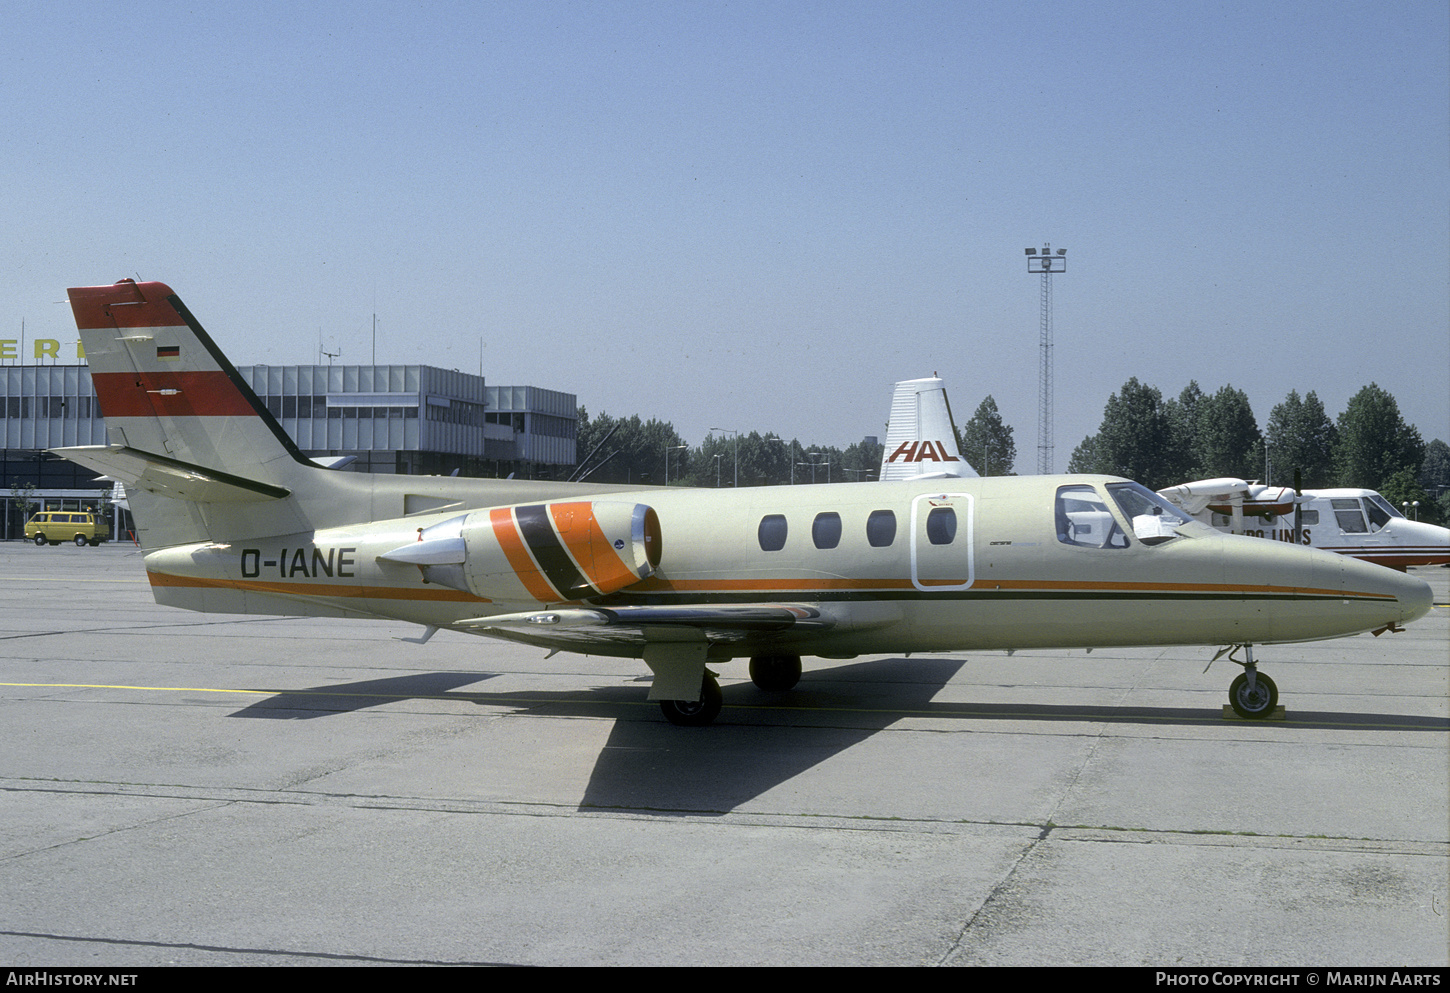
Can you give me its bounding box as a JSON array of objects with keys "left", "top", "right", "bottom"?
[
  {"left": 223, "top": 656, "right": 1448, "bottom": 815},
  {"left": 227, "top": 671, "right": 504, "bottom": 718}
]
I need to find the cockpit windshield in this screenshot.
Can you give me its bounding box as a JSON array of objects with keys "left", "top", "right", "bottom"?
[
  {"left": 1106, "top": 481, "right": 1195, "bottom": 544},
  {"left": 1364, "top": 494, "right": 1403, "bottom": 530},
  {"left": 1056, "top": 481, "right": 1205, "bottom": 549}
]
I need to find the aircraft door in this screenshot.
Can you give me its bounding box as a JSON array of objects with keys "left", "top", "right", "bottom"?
[{"left": 910, "top": 492, "right": 974, "bottom": 591}]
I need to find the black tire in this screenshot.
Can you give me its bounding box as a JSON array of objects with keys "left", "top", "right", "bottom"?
[
  {"left": 74, "top": 534, "right": 89, "bottom": 547},
  {"left": 749, "top": 653, "right": 802, "bottom": 692},
  {"left": 1229, "top": 671, "right": 1278, "bottom": 719},
  {"left": 659, "top": 674, "right": 723, "bottom": 727},
  {"left": 33, "top": 533, "right": 47, "bottom": 546}
]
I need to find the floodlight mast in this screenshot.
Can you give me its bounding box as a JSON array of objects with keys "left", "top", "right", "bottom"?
[{"left": 1025, "top": 244, "right": 1066, "bottom": 474}]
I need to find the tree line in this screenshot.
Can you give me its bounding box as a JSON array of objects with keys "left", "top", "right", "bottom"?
[
  {"left": 571, "top": 394, "right": 1021, "bottom": 490},
  {"left": 571, "top": 410, "right": 884, "bottom": 489},
  {"left": 1067, "top": 380, "right": 1448, "bottom": 524},
  {"left": 568, "top": 381, "right": 1447, "bottom": 525}
]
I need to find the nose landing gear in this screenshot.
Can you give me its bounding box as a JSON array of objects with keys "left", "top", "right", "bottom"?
[{"left": 1220, "top": 644, "right": 1280, "bottom": 719}]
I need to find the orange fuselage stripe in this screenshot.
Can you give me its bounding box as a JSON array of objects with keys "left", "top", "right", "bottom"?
[
  {"left": 147, "top": 572, "right": 489, "bottom": 602},
  {"left": 144, "top": 571, "right": 1391, "bottom": 603}
]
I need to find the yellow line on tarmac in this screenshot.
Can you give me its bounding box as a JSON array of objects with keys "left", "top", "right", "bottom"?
[
  {"left": 1, "top": 681, "right": 269, "bottom": 696},
  {"left": 0, "top": 682, "right": 510, "bottom": 705}
]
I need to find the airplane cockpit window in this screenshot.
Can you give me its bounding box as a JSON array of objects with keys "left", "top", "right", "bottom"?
[
  {"left": 926, "top": 506, "right": 956, "bottom": 545},
  {"left": 812, "top": 512, "right": 842, "bottom": 549},
  {"left": 1331, "top": 498, "right": 1368, "bottom": 534},
  {"left": 758, "top": 514, "right": 788, "bottom": 551},
  {"left": 866, "top": 509, "right": 897, "bottom": 547},
  {"left": 1106, "top": 481, "right": 1193, "bottom": 544},
  {"left": 1364, "top": 494, "right": 1401, "bottom": 530},
  {"left": 1056, "top": 484, "right": 1129, "bottom": 549}
]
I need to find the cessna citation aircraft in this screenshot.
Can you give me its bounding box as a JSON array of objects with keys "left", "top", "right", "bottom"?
[{"left": 54, "top": 281, "right": 1433, "bottom": 726}]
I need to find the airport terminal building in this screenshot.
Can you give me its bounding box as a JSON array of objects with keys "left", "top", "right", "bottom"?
[{"left": 1, "top": 361, "right": 577, "bottom": 540}]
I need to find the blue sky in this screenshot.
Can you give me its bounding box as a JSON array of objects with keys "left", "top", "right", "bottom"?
[{"left": 4, "top": 1, "right": 1446, "bottom": 469}]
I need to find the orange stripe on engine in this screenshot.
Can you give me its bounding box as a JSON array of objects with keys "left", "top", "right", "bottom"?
[
  {"left": 489, "top": 507, "right": 560, "bottom": 602},
  {"left": 549, "top": 502, "right": 638, "bottom": 596}
]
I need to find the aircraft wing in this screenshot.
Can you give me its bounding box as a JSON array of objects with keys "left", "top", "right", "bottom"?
[
  {"left": 1158, "top": 478, "right": 1252, "bottom": 515},
  {"left": 457, "top": 603, "right": 832, "bottom": 650},
  {"left": 1159, "top": 478, "right": 1296, "bottom": 517}
]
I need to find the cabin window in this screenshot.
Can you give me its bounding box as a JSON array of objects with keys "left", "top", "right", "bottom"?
[
  {"left": 1299, "top": 509, "right": 1319, "bottom": 526},
  {"left": 866, "top": 509, "right": 897, "bottom": 547},
  {"left": 926, "top": 506, "right": 957, "bottom": 545},
  {"left": 1056, "top": 484, "right": 1129, "bottom": 549},
  {"left": 1331, "top": 499, "right": 1367, "bottom": 534},
  {"left": 758, "top": 514, "right": 788, "bottom": 551},
  {"left": 812, "top": 512, "right": 841, "bottom": 549}
]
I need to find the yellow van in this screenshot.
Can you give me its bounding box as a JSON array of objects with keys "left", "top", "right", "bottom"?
[{"left": 25, "top": 511, "right": 107, "bottom": 547}]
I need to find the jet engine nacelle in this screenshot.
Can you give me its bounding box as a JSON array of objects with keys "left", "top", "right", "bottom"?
[{"left": 378, "top": 500, "right": 662, "bottom": 603}]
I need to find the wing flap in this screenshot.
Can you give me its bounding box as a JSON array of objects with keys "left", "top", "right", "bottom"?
[{"left": 458, "top": 603, "right": 832, "bottom": 648}]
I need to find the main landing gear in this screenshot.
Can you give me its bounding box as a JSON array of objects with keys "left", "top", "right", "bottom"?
[
  {"left": 748, "top": 653, "right": 802, "bottom": 692},
  {"left": 657, "top": 654, "right": 804, "bottom": 727},
  {"left": 1222, "top": 644, "right": 1279, "bottom": 719},
  {"left": 658, "top": 672, "right": 723, "bottom": 727}
]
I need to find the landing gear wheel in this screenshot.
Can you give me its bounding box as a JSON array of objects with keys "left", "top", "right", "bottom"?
[
  {"left": 33, "top": 533, "right": 47, "bottom": 546},
  {"left": 74, "top": 534, "right": 88, "bottom": 547},
  {"left": 659, "top": 674, "right": 723, "bottom": 727},
  {"left": 749, "top": 653, "right": 802, "bottom": 692},
  {"left": 1229, "top": 671, "right": 1278, "bottom": 719}
]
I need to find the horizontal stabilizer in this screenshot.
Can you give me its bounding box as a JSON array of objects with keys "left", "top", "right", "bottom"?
[{"left": 48, "top": 445, "right": 290, "bottom": 504}]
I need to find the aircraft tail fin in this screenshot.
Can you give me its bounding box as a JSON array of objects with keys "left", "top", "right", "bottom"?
[
  {"left": 878, "top": 377, "right": 978, "bottom": 482},
  {"left": 62, "top": 280, "right": 320, "bottom": 546},
  {"left": 66, "top": 280, "right": 309, "bottom": 481}
]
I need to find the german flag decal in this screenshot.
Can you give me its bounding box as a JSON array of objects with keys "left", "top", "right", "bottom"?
[{"left": 157, "top": 344, "right": 181, "bottom": 361}]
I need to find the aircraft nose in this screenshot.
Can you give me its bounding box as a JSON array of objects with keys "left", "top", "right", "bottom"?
[
  {"left": 1341, "top": 555, "right": 1433, "bottom": 626},
  {"left": 1392, "top": 570, "right": 1433, "bottom": 624}
]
